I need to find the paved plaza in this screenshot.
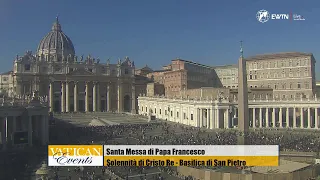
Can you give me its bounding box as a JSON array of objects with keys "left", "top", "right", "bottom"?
[{"left": 54, "top": 112, "right": 150, "bottom": 127}]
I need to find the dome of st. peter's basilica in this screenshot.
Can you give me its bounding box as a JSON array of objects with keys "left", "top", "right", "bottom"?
[{"left": 37, "top": 17, "right": 75, "bottom": 61}]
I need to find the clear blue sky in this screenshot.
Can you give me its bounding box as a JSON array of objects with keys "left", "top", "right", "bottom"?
[{"left": 0, "top": 0, "right": 319, "bottom": 78}]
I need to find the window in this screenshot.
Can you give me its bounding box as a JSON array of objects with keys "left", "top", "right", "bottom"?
[
  {"left": 159, "top": 109, "right": 161, "bottom": 115},
  {"left": 88, "top": 68, "right": 93, "bottom": 72},
  {"left": 177, "top": 112, "right": 179, "bottom": 118},
  {"left": 146, "top": 107, "right": 148, "bottom": 112},
  {"left": 274, "top": 84, "right": 277, "bottom": 89},
  {"left": 2, "top": 77, "right": 8, "bottom": 81},
  {"left": 69, "top": 68, "right": 74, "bottom": 72},
  {"left": 297, "top": 83, "right": 301, "bottom": 89},
  {"left": 249, "top": 75, "right": 253, "bottom": 79},
  {"left": 305, "top": 82, "right": 309, "bottom": 89},
  {"left": 125, "top": 68, "right": 129, "bottom": 74},
  {"left": 154, "top": 108, "right": 156, "bottom": 114},
  {"left": 191, "top": 114, "right": 193, "bottom": 120},
  {"left": 101, "top": 67, "right": 106, "bottom": 73},
  {"left": 54, "top": 65, "right": 61, "bottom": 71},
  {"left": 290, "top": 83, "right": 293, "bottom": 89},
  {"left": 165, "top": 110, "right": 167, "bottom": 115},
  {"left": 183, "top": 113, "right": 186, "bottom": 119},
  {"left": 282, "top": 84, "right": 286, "bottom": 89},
  {"left": 171, "top": 111, "right": 173, "bottom": 117},
  {"left": 24, "top": 64, "right": 31, "bottom": 71}
]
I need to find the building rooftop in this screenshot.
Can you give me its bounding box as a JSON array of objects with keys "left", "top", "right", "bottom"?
[
  {"left": 245, "top": 52, "right": 313, "bottom": 61},
  {"left": 153, "top": 69, "right": 170, "bottom": 72},
  {"left": 245, "top": 159, "right": 311, "bottom": 174},
  {"left": 0, "top": 71, "right": 12, "bottom": 75},
  {"left": 171, "top": 58, "right": 213, "bottom": 69},
  {"left": 137, "top": 65, "right": 153, "bottom": 71},
  {"left": 212, "top": 64, "right": 238, "bottom": 69}
]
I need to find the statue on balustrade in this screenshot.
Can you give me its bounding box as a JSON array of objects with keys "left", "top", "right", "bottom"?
[{"left": 32, "top": 91, "right": 40, "bottom": 101}]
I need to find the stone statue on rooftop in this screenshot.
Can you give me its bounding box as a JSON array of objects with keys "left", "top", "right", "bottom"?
[{"left": 106, "top": 58, "right": 110, "bottom": 65}]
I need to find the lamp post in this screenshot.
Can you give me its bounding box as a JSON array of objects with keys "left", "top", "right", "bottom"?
[{"left": 35, "top": 162, "right": 52, "bottom": 180}]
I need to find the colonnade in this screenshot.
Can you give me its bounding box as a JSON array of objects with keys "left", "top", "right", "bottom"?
[
  {"left": 249, "top": 107, "right": 319, "bottom": 129},
  {"left": 49, "top": 81, "right": 136, "bottom": 113},
  {"left": 196, "top": 108, "right": 230, "bottom": 129},
  {"left": 138, "top": 96, "right": 320, "bottom": 130},
  {"left": 1, "top": 115, "right": 49, "bottom": 151}
]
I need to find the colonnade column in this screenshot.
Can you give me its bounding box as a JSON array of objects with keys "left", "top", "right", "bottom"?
[
  {"left": 85, "top": 82, "right": 90, "bottom": 112},
  {"left": 266, "top": 108, "right": 269, "bottom": 127},
  {"left": 197, "top": 109, "right": 200, "bottom": 127},
  {"left": 216, "top": 108, "right": 220, "bottom": 128},
  {"left": 207, "top": 109, "right": 210, "bottom": 129},
  {"left": 117, "top": 80, "right": 122, "bottom": 112},
  {"left": 225, "top": 109, "right": 229, "bottom": 129},
  {"left": 93, "top": 82, "right": 97, "bottom": 112},
  {"left": 61, "top": 82, "right": 65, "bottom": 113},
  {"left": 307, "top": 108, "right": 311, "bottom": 128},
  {"left": 293, "top": 108, "right": 296, "bottom": 128},
  {"left": 272, "top": 108, "right": 276, "bottom": 127},
  {"left": 131, "top": 83, "right": 136, "bottom": 114},
  {"left": 286, "top": 108, "right": 289, "bottom": 127},
  {"left": 28, "top": 116, "right": 32, "bottom": 147},
  {"left": 279, "top": 108, "right": 283, "bottom": 128},
  {"left": 107, "top": 83, "right": 111, "bottom": 112},
  {"left": 252, "top": 108, "right": 256, "bottom": 128},
  {"left": 199, "top": 109, "right": 203, "bottom": 127},
  {"left": 259, "top": 108, "right": 262, "bottom": 127},
  {"left": 49, "top": 82, "right": 54, "bottom": 112},
  {"left": 97, "top": 83, "right": 100, "bottom": 112},
  {"left": 74, "top": 82, "right": 78, "bottom": 112},
  {"left": 300, "top": 108, "right": 304, "bottom": 128},
  {"left": 209, "top": 108, "right": 214, "bottom": 129},
  {"left": 65, "top": 82, "right": 70, "bottom": 113},
  {"left": 315, "top": 108, "right": 318, "bottom": 129}
]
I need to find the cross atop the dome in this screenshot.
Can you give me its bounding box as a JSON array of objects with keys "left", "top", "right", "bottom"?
[{"left": 56, "top": 14, "right": 59, "bottom": 23}]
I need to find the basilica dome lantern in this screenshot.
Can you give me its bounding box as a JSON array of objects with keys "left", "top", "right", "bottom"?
[{"left": 37, "top": 16, "right": 75, "bottom": 62}]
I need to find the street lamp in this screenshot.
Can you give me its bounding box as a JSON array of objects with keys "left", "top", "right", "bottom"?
[{"left": 35, "top": 162, "right": 53, "bottom": 180}]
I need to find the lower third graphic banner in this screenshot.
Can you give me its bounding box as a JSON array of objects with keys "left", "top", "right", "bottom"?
[{"left": 48, "top": 145, "right": 104, "bottom": 166}]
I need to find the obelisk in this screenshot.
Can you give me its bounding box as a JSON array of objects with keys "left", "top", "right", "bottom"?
[{"left": 237, "top": 41, "right": 249, "bottom": 145}]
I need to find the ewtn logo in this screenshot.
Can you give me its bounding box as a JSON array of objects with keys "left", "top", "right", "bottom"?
[{"left": 256, "top": 10, "right": 289, "bottom": 23}]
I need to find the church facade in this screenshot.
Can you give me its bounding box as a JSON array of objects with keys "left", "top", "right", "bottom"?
[{"left": 4, "top": 17, "right": 137, "bottom": 113}]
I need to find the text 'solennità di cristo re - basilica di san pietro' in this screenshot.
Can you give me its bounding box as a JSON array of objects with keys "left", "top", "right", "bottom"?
[{"left": 1, "top": 17, "right": 139, "bottom": 113}]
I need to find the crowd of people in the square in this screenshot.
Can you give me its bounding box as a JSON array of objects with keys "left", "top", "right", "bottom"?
[{"left": 3, "top": 116, "right": 320, "bottom": 179}]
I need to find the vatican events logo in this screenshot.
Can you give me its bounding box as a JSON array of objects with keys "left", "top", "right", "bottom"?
[
  {"left": 256, "top": 9, "right": 305, "bottom": 23},
  {"left": 48, "top": 145, "right": 104, "bottom": 166}
]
